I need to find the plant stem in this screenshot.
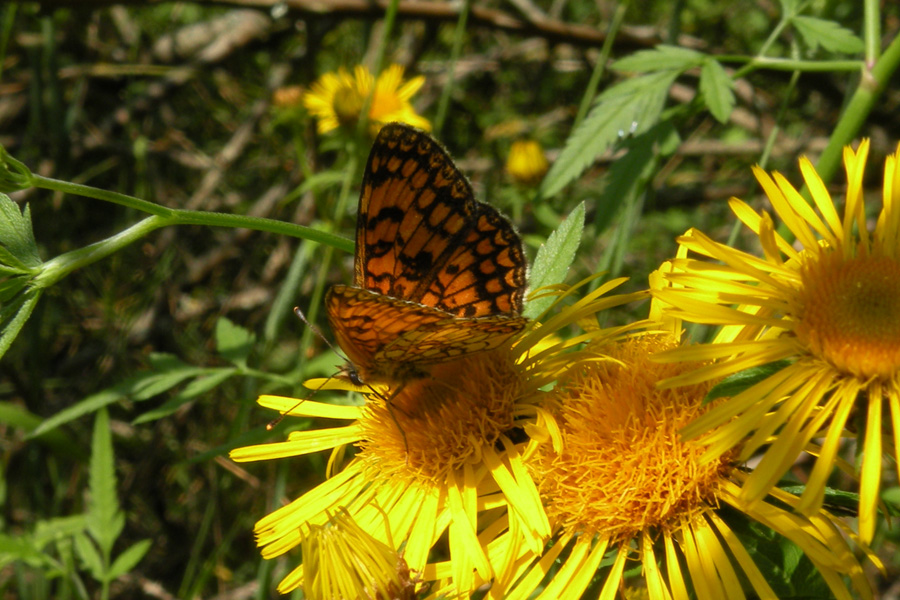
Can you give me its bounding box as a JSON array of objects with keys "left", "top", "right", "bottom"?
[
  {"left": 28, "top": 173, "right": 353, "bottom": 251},
  {"left": 814, "top": 31, "right": 900, "bottom": 183},
  {"left": 433, "top": 0, "right": 470, "bottom": 136}
]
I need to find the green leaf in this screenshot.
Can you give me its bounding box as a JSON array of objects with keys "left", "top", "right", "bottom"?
[
  {"left": 699, "top": 59, "right": 735, "bottom": 123},
  {"left": 539, "top": 71, "right": 678, "bottom": 200},
  {"left": 791, "top": 16, "right": 864, "bottom": 54},
  {"left": 0, "top": 146, "right": 34, "bottom": 193},
  {"left": 215, "top": 316, "right": 255, "bottom": 367},
  {"left": 265, "top": 242, "right": 313, "bottom": 346},
  {"left": 298, "top": 170, "right": 348, "bottom": 195},
  {"left": 132, "top": 368, "right": 236, "bottom": 425},
  {"left": 87, "top": 408, "right": 122, "bottom": 557},
  {"left": 33, "top": 515, "right": 89, "bottom": 548},
  {"left": 0, "top": 287, "right": 41, "bottom": 362},
  {"left": 107, "top": 539, "right": 151, "bottom": 580},
  {"left": 597, "top": 122, "right": 680, "bottom": 233},
  {"left": 73, "top": 533, "right": 103, "bottom": 580},
  {"left": 612, "top": 45, "right": 706, "bottom": 73},
  {"left": 0, "top": 534, "right": 48, "bottom": 569},
  {"left": 0, "top": 401, "right": 82, "bottom": 459},
  {"left": 704, "top": 360, "right": 792, "bottom": 402},
  {"left": 524, "top": 203, "right": 585, "bottom": 319},
  {"left": 30, "top": 363, "right": 205, "bottom": 438},
  {"left": 0, "top": 193, "right": 41, "bottom": 269},
  {"left": 0, "top": 275, "right": 28, "bottom": 303}
]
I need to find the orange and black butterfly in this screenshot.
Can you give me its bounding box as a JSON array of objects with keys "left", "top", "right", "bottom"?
[{"left": 325, "top": 123, "right": 528, "bottom": 387}]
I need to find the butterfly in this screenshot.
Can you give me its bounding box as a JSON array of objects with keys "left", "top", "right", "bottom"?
[{"left": 325, "top": 123, "right": 528, "bottom": 388}]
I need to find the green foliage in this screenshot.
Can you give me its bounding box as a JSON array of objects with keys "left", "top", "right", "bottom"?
[
  {"left": 704, "top": 360, "right": 793, "bottom": 402},
  {"left": 539, "top": 70, "right": 678, "bottom": 200},
  {"left": 1, "top": 0, "right": 898, "bottom": 596},
  {"left": 791, "top": 15, "right": 865, "bottom": 53},
  {"left": 525, "top": 202, "right": 585, "bottom": 319},
  {"left": 1, "top": 410, "right": 151, "bottom": 600}
]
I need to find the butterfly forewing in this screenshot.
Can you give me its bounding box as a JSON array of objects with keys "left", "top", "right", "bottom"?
[
  {"left": 326, "top": 123, "right": 528, "bottom": 385},
  {"left": 356, "top": 123, "right": 525, "bottom": 318}
]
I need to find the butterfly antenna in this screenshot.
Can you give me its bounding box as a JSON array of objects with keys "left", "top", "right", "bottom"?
[
  {"left": 266, "top": 373, "right": 336, "bottom": 430},
  {"left": 267, "top": 307, "right": 346, "bottom": 431},
  {"left": 294, "top": 306, "right": 347, "bottom": 361}
]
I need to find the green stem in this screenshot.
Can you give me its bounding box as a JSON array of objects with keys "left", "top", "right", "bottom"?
[
  {"left": 33, "top": 216, "right": 167, "bottom": 288},
  {"left": 814, "top": 31, "right": 900, "bottom": 183},
  {"left": 28, "top": 173, "right": 353, "bottom": 251},
  {"left": 573, "top": 0, "right": 628, "bottom": 129},
  {"left": 357, "top": 0, "right": 400, "bottom": 138},
  {"left": 433, "top": 0, "right": 470, "bottom": 136},
  {"left": 31, "top": 173, "right": 175, "bottom": 216},
  {"left": 728, "top": 56, "right": 861, "bottom": 75},
  {"left": 863, "top": 0, "right": 880, "bottom": 66}
]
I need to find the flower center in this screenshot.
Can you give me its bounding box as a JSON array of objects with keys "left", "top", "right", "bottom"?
[
  {"left": 332, "top": 86, "right": 364, "bottom": 127},
  {"left": 357, "top": 350, "right": 523, "bottom": 483},
  {"left": 794, "top": 250, "right": 900, "bottom": 379},
  {"left": 537, "top": 336, "right": 732, "bottom": 541}
]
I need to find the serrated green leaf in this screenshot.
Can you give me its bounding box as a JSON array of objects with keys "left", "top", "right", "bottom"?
[
  {"left": 699, "top": 59, "right": 735, "bottom": 123},
  {"left": 705, "top": 360, "right": 792, "bottom": 402},
  {"left": 0, "top": 534, "right": 48, "bottom": 569},
  {"left": 612, "top": 45, "right": 705, "bottom": 73},
  {"left": 132, "top": 368, "right": 235, "bottom": 425},
  {"left": 216, "top": 317, "right": 255, "bottom": 367},
  {"left": 524, "top": 203, "right": 584, "bottom": 319},
  {"left": 0, "top": 194, "right": 41, "bottom": 269},
  {"left": 107, "top": 539, "right": 151, "bottom": 580},
  {"left": 791, "top": 15, "right": 864, "bottom": 54},
  {"left": 539, "top": 71, "right": 678, "bottom": 200},
  {"left": 73, "top": 533, "right": 103, "bottom": 579},
  {"left": 87, "top": 408, "right": 121, "bottom": 557},
  {"left": 30, "top": 364, "right": 204, "bottom": 438},
  {"left": 33, "top": 515, "right": 89, "bottom": 548},
  {"left": 0, "top": 287, "right": 41, "bottom": 362}
]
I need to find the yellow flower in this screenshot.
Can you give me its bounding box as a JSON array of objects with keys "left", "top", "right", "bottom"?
[
  {"left": 503, "top": 331, "right": 873, "bottom": 600},
  {"left": 296, "top": 509, "right": 420, "bottom": 599},
  {"left": 506, "top": 139, "right": 549, "bottom": 187},
  {"left": 302, "top": 64, "right": 430, "bottom": 135},
  {"left": 230, "top": 278, "right": 644, "bottom": 596},
  {"left": 653, "top": 139, "right": 900, "bottom": 543}
]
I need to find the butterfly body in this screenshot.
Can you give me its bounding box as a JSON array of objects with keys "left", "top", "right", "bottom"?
[{"left": 325, "top": 123, "right": 527, "bottom": 387}]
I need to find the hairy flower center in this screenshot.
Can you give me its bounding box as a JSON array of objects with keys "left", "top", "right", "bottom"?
[
  {"left": 538, "top": 336, "right": 730, "bottom": 540},
  {"left": 357, "top": 350, "right": 523, "bottom": 483},
  {"left": 333, "top": 86, "right": 364, "bottom": 126},
  {"left": 795, "top": 251, "right": 900, "bottom": 379}
]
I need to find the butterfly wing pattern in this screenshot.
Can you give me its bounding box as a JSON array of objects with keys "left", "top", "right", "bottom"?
[{"left": 325, "top": 123, "right": 528, "bottom": 384}]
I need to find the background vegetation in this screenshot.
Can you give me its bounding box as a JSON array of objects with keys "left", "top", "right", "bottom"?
[{"left": 1, "top": 0, "right": 899, "bottom": 598}]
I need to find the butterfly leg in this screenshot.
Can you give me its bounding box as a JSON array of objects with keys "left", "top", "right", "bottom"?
[{"left": 366, "top": 381, "right": 412, "bottom": 461}]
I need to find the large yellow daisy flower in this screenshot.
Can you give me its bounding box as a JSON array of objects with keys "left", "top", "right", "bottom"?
[
  {"left": 654, "top": 140, "right": 900, "bottom": 543},
  {"left": 231, "top": 279, "right": 644, "bottom": 596},
  {"left": 499, "top": 325, "right": 873, "bottom": 599}
]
